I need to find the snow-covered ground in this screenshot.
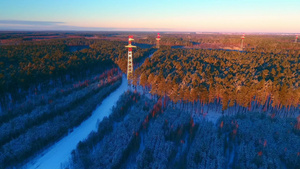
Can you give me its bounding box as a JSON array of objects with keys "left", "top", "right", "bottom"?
[
  {"left": 134, "top": 84, "right": 223, "bottom": 124},
  {"left": 23, "top": 75, "right": 128, "bottom": 169}
]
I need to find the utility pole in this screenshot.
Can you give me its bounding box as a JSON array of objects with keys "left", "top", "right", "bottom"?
[
  {"left": 156, "top": 33, "right": 161, "bottom": 48},
  {"left": 125, "top": 35, "right": 136, "bottom": 80},
  {"left": 240, "top": 33, "right": 245, "bottom": 50}
]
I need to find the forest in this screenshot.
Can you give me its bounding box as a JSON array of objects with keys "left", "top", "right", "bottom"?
[
  {"left": 0, "top": 32, "right": 299, "bottom": 168},
  {"left": 67, "top": 32, "right": 299, "bottom": 169},
  {"left": 0, "top": 69, "right": 121, "bottom": 168},
  {"left": 0, "top": 35, "right": 152, "bottom": 110},
  {"left": 68, "top": 91, "right": 300, "bottom": 169},
  {"left": 134, "top": 47, "right": 300, "bottom": 116},
  {"left": 0, "top": 32, "right": 152, "bottom": 168}
]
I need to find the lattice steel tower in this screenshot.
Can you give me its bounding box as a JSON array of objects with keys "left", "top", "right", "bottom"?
[
  {"left": 156, "top": 33, "right": 161, "bottom": 48},
  {"left": 125, "top": 35, "right": 136, "bottom": 80},
  {"left": 240, "top": 33, "right": 245, "bottom": 50}
]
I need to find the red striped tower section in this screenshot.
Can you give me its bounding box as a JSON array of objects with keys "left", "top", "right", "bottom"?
[
  {"left": 295, "top": 34, "right": 298, "bottom": 43},
  {"left": 125, "top": 35, "right": 136, "bottom": 80},
  {"left": 240, "top": 33, "right": 245, "bottom": 50},
  {"left": 156, "top": 33, "right": 161, "bottom": 48}
]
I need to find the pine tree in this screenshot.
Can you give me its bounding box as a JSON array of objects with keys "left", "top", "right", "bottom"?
[{"left": 140, "top": 72, "right": 148, "bottom": 88}]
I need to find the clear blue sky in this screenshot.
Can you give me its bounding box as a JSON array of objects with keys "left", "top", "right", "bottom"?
[{"left": 0, "top": 0, "right": 299, "bottom": 32}]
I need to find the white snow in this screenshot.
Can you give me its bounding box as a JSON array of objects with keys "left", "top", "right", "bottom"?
[
  {"left": 23, "top": 75, "right": 128, "bottom": 169},
  {"left": 135, "top": 84, "right": 223, "bottom": 124}
]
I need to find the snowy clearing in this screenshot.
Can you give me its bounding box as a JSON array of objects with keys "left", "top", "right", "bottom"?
[{"left": 23, "top": 75, "right": 128, "bottom": 169}]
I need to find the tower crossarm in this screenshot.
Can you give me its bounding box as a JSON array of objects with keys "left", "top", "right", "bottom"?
[{"left": 125, "top": 44, "right": 137, "bottom": 48}]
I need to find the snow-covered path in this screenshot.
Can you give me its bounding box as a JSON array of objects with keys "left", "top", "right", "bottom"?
[{"left": 24, "top": 75, "right": 128, "bottom": 169}]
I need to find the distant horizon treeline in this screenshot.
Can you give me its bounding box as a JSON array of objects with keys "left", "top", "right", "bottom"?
[{"left": 136, "top": 33, "right": 300, "bottom": 51}]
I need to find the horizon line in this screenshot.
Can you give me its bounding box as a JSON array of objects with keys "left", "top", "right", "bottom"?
[{"left": 0, "top": 29, "right": 299, "bottom": 34}]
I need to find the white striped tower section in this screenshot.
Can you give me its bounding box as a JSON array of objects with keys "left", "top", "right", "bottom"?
[{"left": 125, "top": 35, "right": 136, "bottom": 80}]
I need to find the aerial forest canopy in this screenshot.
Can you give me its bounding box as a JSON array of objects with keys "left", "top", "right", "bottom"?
[
  {"left": 0, "top": 31, "right": 299, "bottom": 168},
  {"left": 0, "top": 37, "right": 151, "bottom": 108},
  {"left": 0, "top": 32, "right": 299, "bottom": 114},
  {"left": 0, "top": 34, "right": 153, "bottom": 167},
  {"left": 135, "top": 47, "right": 300, "bottom": 114}
]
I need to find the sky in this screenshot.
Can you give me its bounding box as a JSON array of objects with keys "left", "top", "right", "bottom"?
[{"left": 0, "top": 0, "right": 299, "bottom": 33}]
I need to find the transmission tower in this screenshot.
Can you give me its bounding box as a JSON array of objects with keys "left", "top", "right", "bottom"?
[
  {"left": 125, "top": 35, "right": 136, "bottom": 80},
  {"left": 240, "top": 33, "right": 245, "bottom": 50},
  {"left": 156, "top": 33, "right": 161, "bottom": 48}
]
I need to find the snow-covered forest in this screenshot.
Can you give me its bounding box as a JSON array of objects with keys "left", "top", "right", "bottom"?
[
  {"left": 0, "top": 32, "right": 299, "bottom": 169},
  {"left": 68, "top": 91, "right": 300, "bottom": 169},
  {"left": 0, "top": 33, "right": 152, "bottom": 168}
]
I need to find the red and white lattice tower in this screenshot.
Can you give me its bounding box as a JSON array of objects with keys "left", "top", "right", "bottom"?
[
  {"left": 240, "top": 33, "right": 245, "bottom": 50},
  {"left": 295, "top": 34, "right": 298, "bottom": 43},
  {"left": 156, "top": 33, "right": 161, "bottom": 48},
  {"left": 125, "top": 35, "right": 136, "bottom": 80}
]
